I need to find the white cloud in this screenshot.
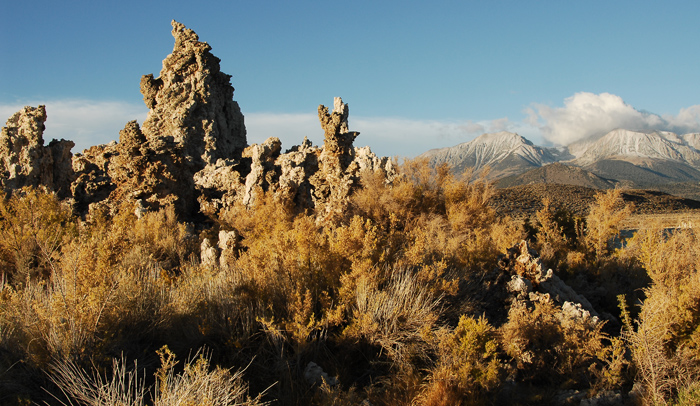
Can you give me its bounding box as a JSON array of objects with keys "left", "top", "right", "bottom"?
[
  {"left": 6, "top": 102, "right": 500, "bottom": 158},
  {"left": 528, "top": 92, "right": 700, "bottom": 145},
  {"left": 487, "top": 117, "right": 513, "bottom": 133},
  {"left": 458, "top": 120, "right": 486, "bottom": 135},
  {"left": 0, "top": 100, "right": 148, "bottom": 153},
  {"left": 352, "top": 116, "right": 509, "bottom": 157},
  {"left": 247, "top": 113, "right": 512, "bottom": 157},
  {"left": 664, "top": 105, "right": 700, "bottom": 133}
]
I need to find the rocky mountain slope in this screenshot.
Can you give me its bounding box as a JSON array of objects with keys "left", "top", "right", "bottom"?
[
  {"left": 424, "top": 129, "right": 700, "bottom": 192},
  {"left": 0, "top": 21, "right": 393, "bottom": 221},
  {"left": 570, "top": 129, "right": 700, "bottom": 166},
  {"left": 419, "top": 131, "right": 567, "bottom": 179}
]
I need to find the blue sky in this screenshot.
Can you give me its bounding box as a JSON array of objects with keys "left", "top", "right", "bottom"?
[{"left": 2, "top": 1, "right": 700, "bottom": 157}]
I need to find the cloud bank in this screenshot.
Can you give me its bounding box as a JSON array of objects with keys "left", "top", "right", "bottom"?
[
  {"left": 246, "top": 113, "right": 516, "bottom": 157},
  {"left": 528, "top": 92, "right": 700, "bottom": 145},
  {"left": 0, "top": 100, "right": 148, "bottom": 153},
  {"left": 4, "top": 93, "right": 699, "bottom": 158}
]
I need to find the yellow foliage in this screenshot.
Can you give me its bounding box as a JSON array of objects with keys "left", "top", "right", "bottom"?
[
  {"left": 584, "top": 189, "right": 632, "bottom": 260},
  {"left": 500, "top": 299, "right": 605, "bottom": 385}
]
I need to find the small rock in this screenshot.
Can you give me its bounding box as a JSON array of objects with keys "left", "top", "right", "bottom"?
[{"left": 304, "top": 361, "right": 337, "bottom": 386}]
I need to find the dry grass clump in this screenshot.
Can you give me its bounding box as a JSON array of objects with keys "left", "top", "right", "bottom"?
[
  {"left": 49, "top": 346, "right": 266, "bottom": 406},
  {"left": 343, "top": 268, "right": 442, "bottom": 364}
]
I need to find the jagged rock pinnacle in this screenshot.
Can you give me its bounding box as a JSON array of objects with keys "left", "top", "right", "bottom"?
[
  {"left": 0, "top": 106, "right": 74, "bottom": 197},
  {"left": 318, "top": 97, "right": 359, "bottom": 157},
  {"left": 1, "top": 23, "right": 394, "bottom": 223},
  {"left": 140, "top": 20, "right": 247, "bottom": 164}
]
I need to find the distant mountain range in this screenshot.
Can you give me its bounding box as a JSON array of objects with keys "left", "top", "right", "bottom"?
[{"left": 419, "top": 129, "right": 700, "bottom": 198}]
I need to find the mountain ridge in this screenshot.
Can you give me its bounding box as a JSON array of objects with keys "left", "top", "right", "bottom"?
[{"left": 420, "top": 129, "right": 700, "bottom": 192}]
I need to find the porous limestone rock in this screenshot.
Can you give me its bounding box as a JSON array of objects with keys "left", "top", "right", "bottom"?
[
  {"left": 218, "top": 230, "right": 238, "bottom": 269},
  {"left": 4, "top": 22, "right": 395, "bottom": 225},
  {"left": 195, "top": 98, "right": 395, "bottom": 220},
  {"left": 72, "top": 20, "right": 248, "bottom": 217},
  {"left": 0, "top": 105, "right": 74, "bottom": 197},
  {"left": 140, "top": 20, "right": 246, "bottom": 164},
  {"left": 200, "top": 238, "right": 218, "bottom": 268},
  {"left": 304, "top": 361, "right": 338, "bottom": 386},
  {"left": 71, "top": 142, "right": 118, "bottom": 214},
  {"left": 499, "top": 240, "right": 601, "bottom": 324},
  {"left": 309, "top": 97, "right": 395, "bottom": 222}
]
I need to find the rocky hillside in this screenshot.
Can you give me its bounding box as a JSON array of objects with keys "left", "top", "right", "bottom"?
[{"left": 0, "top": 21, "right": 393, "bottom": 221}]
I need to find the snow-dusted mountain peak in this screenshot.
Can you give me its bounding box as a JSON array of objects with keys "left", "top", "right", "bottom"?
[
  {"left": 419, "top": 131, "right": 558, "bottom": 178},
  {"left": 419, "top": 128, "right": 700, "bottom": 187},
  {"left": 572, "top": 129, "right": 700, "bottom": 166}
]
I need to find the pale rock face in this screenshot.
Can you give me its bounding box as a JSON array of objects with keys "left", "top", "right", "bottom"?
[
  {"left": 241, "top": 137, "right": 282, "bottom": 206},
  {"left": 200, "top": 238, "right": 218, "bottom": 269},
  {"left": 0, "top": 105, "right": 74, "bottom": 197},
  {"left": 218, "top": 230, "right": 238, "bottom": 270}
]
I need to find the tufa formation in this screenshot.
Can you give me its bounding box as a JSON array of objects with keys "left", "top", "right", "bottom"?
[
  {"left": 1, "top": 20, "right": 394, "bottom": 220},
  {"left": 0, "top": 105, "right": 74, "bottom": 198}
]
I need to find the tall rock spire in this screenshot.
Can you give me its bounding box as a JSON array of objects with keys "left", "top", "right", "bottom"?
[{"left": 140, "top": 20, "right": 247, "bottom": 164}]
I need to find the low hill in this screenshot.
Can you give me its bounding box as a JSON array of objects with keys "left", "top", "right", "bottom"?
[
  {"left": 489, "top": 183, "right": 700, "bottom": 218},
  {"left": 582, "top": 158, "right": 700, "bottom": 187},
  {"left": 495, "top": 162, "right": 617, "bottom": 189}
]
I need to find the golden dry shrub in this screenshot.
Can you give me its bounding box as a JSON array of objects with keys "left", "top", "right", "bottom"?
[
  {"left": 0, "top": 199, "right": 200, "bottom": 374},
  {"left": 624, "top": 228, "right": 700, "bottom": 405},
  {"left": 584, "top": 189, "right": 632, "bottom": 260},
  {"left": 351, "top": 159, "right": 502, "bottom": 275},
  {"left": 533, "top": 197, "right": 569, "bottom": 264},
  {"left": 0, "top": 187, "right": 76, "bottom": 285},
  {"left": 500, "top": 298, "right": 605, "bottom": 386},
  {"left": 219, "top": 192, "right": 348, "bottom": 348},
  {"left": 418, "top": 315, "right": 501, "bottom": 406}
]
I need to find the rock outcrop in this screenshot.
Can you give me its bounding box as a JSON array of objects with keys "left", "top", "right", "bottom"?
[
  {"left": 0, "top": 105, "right": 74, "bottom": 197},
  {"left": 499, "top": 240, "right": 601, "bottom": 324},
  {"left": 1, "top": 21, "right": 394, "bottom": 222},
  {"left": 140, "top": 21, "right": 247, "bottom": 165},
  {"left": 71, "top": 20, "right": 247, "bottom": 217},
  {"left": 195, "top": 96, "right": 394, "bottom": 220}
]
